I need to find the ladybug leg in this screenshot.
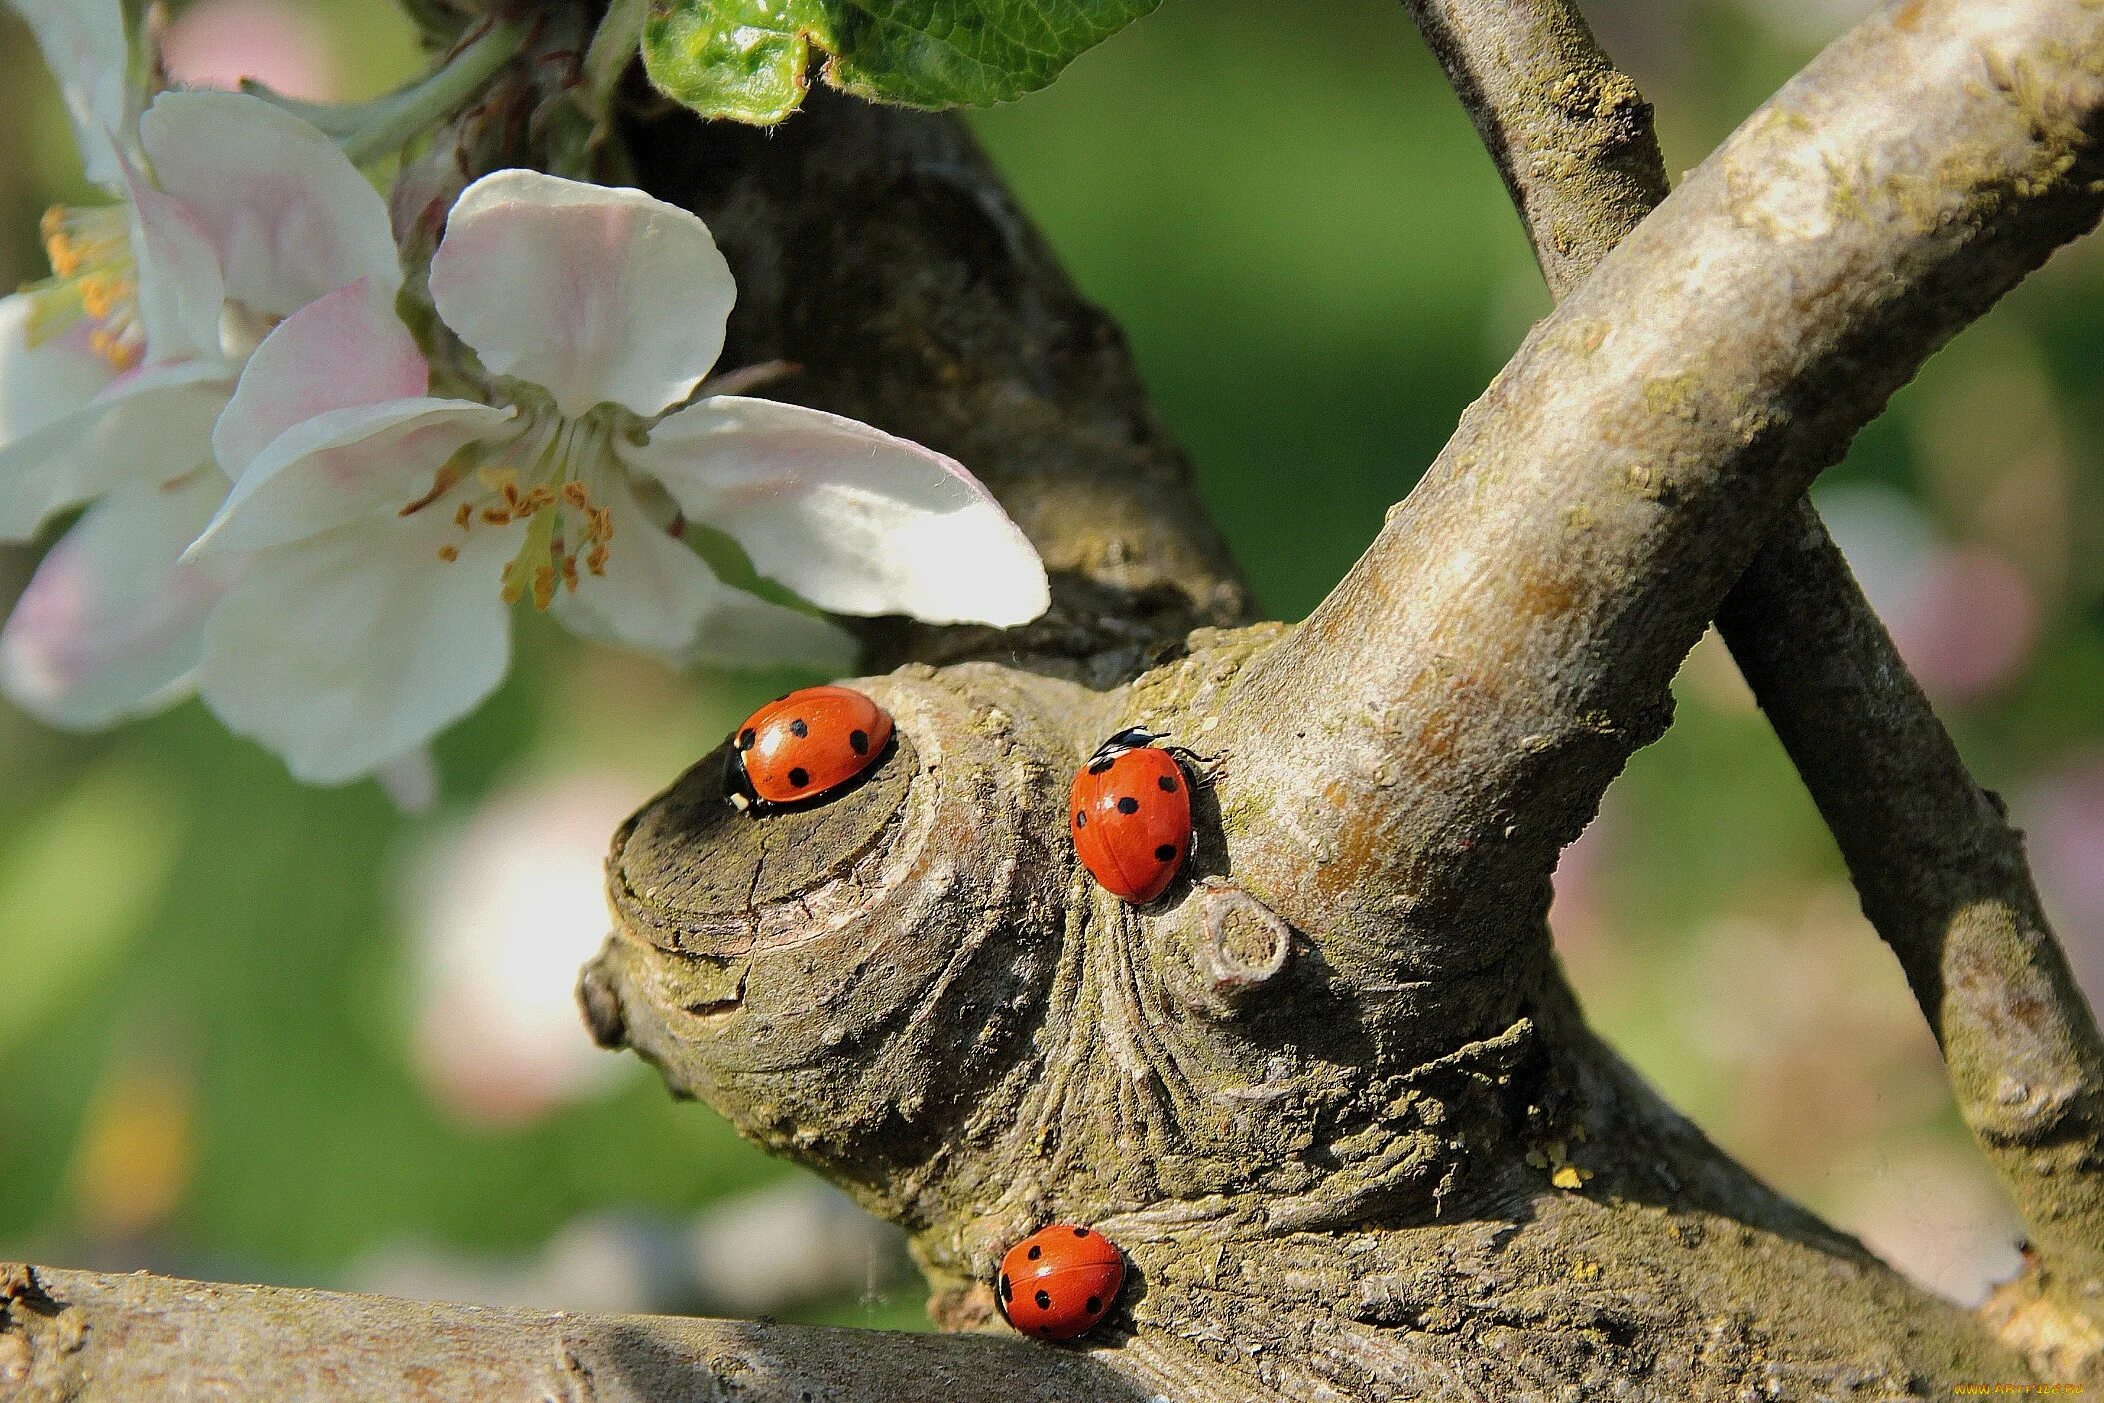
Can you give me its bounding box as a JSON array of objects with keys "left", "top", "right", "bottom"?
[
  {"left": 1165, "top": 744, "right": 1227, "bottom": 785},
  {"left": 722, "top": 749, "right": 772, "bottom": 817}
]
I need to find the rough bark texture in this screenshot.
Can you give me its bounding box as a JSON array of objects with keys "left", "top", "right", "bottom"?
[
  {"left": 0, "top": 1263, "right": 1150, "bottom": 1401},
  {"left": 11, "top": 0, "right": 2104, "bottom": 1397},
  {"left": 1397, "top": 0, "right": 2104, "bottom": 1360},
  {"left": 1399, "top": 0, "right": 1669, "bottom": 302}
]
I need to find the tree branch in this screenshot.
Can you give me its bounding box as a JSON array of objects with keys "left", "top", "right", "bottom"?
[
  {"left": 1396, "top": 0, "right": 2104, "bottom": 1331},
  {"left": 0, "top": 1263, "right": 1153, "bottom": 1402},
  {"left": 1220, "top": 0, "right": 2104, "bottom": 1000},
  {"left": 1718, "top": 504, "right": 2104, "bottom": 1328},
  {"left": 1398, "top": 0, "right": 1667, "bottom": 300}
]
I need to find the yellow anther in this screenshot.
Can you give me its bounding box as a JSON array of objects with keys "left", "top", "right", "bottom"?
[
  {"left": 437, "top": 544, "right": 460, "bottom": 563},
  {"left": 532, "top": 565, "right": 556, "bottom": 610},
  {"left": 453, "top": 502, "right": 474, "bottom": 531},
  {"left": 80, "top": 276, "right": 129, "bottom": 320},
  {"left": 586, "top": 543, "right": 608, "bottom": 577},
  {"left": 562, "top": 481, "right": 591, "bottom": 509},
  {"left": 481, "top": 507, "right": 514, "bottom": 526},
  {"left": 560, "top": 553, "right": 580, "bottom": 592}
]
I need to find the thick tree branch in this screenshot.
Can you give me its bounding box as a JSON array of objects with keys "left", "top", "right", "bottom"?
[
  {"left": 1398, "top": 0, "right": 2104, "bottom": 1330},
  {"left": 0, "top": 1263, "right": 1152, "bottom": 1402},
  {"left": 1221, "top": 0, "right": 2104, "bottom": 999}
]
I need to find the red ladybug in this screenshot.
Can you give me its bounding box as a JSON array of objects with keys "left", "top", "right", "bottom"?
[
  {"left": 1069, "top": 728, "right": 1193, "bottom": 904},
  {"left": 996, "top": 1224, "right": 1126, "bottom": 1341},
  {"left": 725, "top": 685, "right": 894, "bottom": 814}
]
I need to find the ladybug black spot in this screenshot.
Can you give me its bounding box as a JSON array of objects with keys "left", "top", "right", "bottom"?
[
  {"left": 1035, "top": 1290, "right": 1052, "bottom": 1310},
  {"left": 1087, "top": 755, "right": 1116, "bottom": 776},
  {"left": 1116, "top": 796, "right": 1139, "bottom": 815},
  {"left": 849, "top": 728, "right": 870, "bottom": 755},
  {"left": 1075, "top": 810, "right": 1087, "bottom": 828},
  {"left": 1155, "top": 843, "right": 1177, "bottom": 861},
  {"left": 1000, "top": 1274, "right": 1012, "bottom": 1301},
  {"left": 1027, "top": 1244, "right": 1042, "bottom": 1260},
  {"left": 1158, "top": 774, "right": 1178, "bottom": 792},
  {"left": 788, "top": 718, "right": 809, "bottom": 738},
  {"left": 1086, "top": 1296, "right": 1102, "bottom": 1313},
  {"left": 788, "top": 766, "right": 811, "bottom": 788},
  {"left": 738, "top": 728, "right": 756, "bottom": 750},
  {"left": 1073, "top": 1227, "right": 1089, "bottom": 1237}
]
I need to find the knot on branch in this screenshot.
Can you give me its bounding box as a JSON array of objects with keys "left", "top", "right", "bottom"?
[
  {"left": 582, "top": 634, "right": 1571, "bottom": 1341},
  {"left": 1176, "top": 878, "right": 1294, "bottom": 1016}
]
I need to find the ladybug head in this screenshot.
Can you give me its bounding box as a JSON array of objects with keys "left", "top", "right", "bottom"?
[{"left": 1091, "top": 726, "right": 1166, "bottom": 763}]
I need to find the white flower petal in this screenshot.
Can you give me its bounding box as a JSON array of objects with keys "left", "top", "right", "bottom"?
[
  {"left": 0, "top": 359, "right": 229, "bottom": 541},
  {"left": 0, "top": 468, "right": 237, "bottom": 728},
  {"left": 198, "top": 510, "right": 524, "bottom": 784},
  {"left": 10, "top": 0, "right": 134, "bottom": 189},
  {"left": 192, "top": 397, "right": 514, "bottom": 556},
  {"left": 550, "top": 472, "right": 854, "bottom": 667},
  {"left": 428, "top": 170, "right": 733, "bottom": 419},
  {"left": 214, "top": 278, "right": 429, "bottom": 480},
  {"left": 139, "top": 90, "right": 401, "bottom": 319},
  {"left": 638, "top": 396, "right": 1049, "bottom": 626},
  {"left": 113, "top": 146, "right": 229, "bottom": 362},
  {"left": 0, "top": 291, "right": 117, "bottom": 448}
]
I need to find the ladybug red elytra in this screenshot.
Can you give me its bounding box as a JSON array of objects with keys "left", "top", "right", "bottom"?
[
  {"left": 725, "top": 685, "right": 894, "bottom": 814},
  {"left": 996, "top": 1224, "right": 1126, "bottom": 1341},
  {"left": 1069, "top": 728, "right": 1194, "bottom": 904}
]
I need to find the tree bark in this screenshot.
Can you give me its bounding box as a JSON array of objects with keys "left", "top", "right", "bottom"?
[
  {"left": 11, "top": 0, "right": 2104, "bottom": 1397},
  {"left": 0, "top": 1263, "right": 1152, "bottom": 1401},
  {"left": 1398, "top": 0, "right": 2104, "bottom": 1357}
]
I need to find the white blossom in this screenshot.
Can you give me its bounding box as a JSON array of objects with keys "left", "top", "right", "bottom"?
[{"left": 188, "top": 169, "right": 1048, "bottom": 784}]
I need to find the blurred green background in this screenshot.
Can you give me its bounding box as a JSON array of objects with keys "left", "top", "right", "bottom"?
[{"left": 1, "top": 0, "right": 2099, "bottom": 1322}]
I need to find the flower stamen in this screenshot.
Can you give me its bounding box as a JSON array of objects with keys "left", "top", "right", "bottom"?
[{"left": 24, "top": 205, "right": 142, "bottom": 371}]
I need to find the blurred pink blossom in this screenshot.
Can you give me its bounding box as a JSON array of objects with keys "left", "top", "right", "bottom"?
[
  {"left": 2017, "top": 755, "right": 2104, "bottom": 1016},
  {"left": 1818, "top": 485, "right": 2039, "bottom": 703},
  {"left": 404, "top": 773, "right": 649, "bottom": 1127},
  {"left": 160, "top": 0, "right": 339, "bottom": 101}
]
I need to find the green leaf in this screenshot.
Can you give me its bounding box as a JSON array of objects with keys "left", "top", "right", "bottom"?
[{"left": 641, "top": 0, "right": 1160, "bottom": 125}]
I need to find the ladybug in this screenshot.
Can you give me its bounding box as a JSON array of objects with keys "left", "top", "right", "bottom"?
[
  {"left": 724, "top": 685, "right": 894, "bottom": 814},
  {"left": 1069, "top": 728, "right": 1194, "bottom": 904},
  {"left": 995, "top": 1224, "right": 1126, "bottom": 1341}
]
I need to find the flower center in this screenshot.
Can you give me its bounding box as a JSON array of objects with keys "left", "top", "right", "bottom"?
[
  {"left": 403, "top": 413, "right": 621, "bottom": 610},
  {"left": 24, "top": 205, "right": 142, "bottom": 371}
]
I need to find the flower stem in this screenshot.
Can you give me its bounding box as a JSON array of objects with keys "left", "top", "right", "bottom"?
[{"left": 240, "top": 20, "right": 529, "bottom": 167}]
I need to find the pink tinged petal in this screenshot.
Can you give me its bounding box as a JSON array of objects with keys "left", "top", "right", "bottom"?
[
  {"left": 550, "top": 473, "right": 854, "bottom": 666},
  {"left": 9, "top": 0, "right": 135, "bottom": 189},
  {"left": 214, "top": 278, "right": 429, "bottom": 480},
  {"left": 160, "top": 0, "right": 341, "bottom": 101},
  {"left": 113, "top": 147, "right": 230, "bottom": 363},
  {"left": 0, "top": 291, "right": 117, "bottom": 448},
  {"left": 191, "top": 397, "right": 515, "bottom": 555},
  {"left": 197, "top": 509, "right": 525, "bottom": 784},
  {"left": 638, "top": 396, "right": 1050, "bottom": 627},
  {"left": 428, "top": 170, "right": 734, "bottom": 420},
  {"left": 0, "top": 360, "right": 229, "bottom": 541},
  {"left": 138, "top": 90, "right": 401, "bottom": 318},
  {"left": 0, "top": 469, "right": 239, "bottom": 728}
]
